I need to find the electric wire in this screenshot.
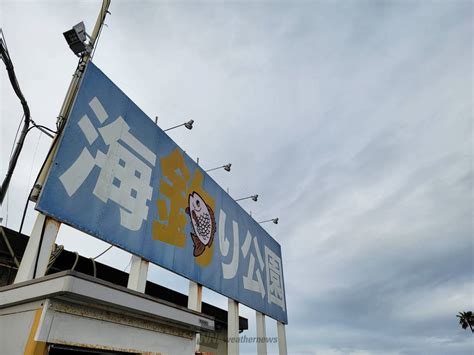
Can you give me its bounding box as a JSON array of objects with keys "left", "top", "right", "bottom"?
[
  {"left": 0, "top": 29, "right": 9, "bottom": 52},
  {"left": 45, "top": 244, "right": 64, "bottom": 273},
  {"left": 0, "top": 227, "right": 20, "bottom": 267},
  {"left": 25, "top": 2, "right": 110, "bottom": 205},
  {"left": 92, "top": 245, "right": 113, "bottom": 260},
  {"left": 4, "top": 116, "right": 54, "bottom": 230},
  {"left": 4, "top": 114, "right": 24, "bottom": 227},
  {"left": 19, "top": 129, "right": 48, "bottom": 234},
  {"left": 0, "top": 31, "right": 31, "bottom": 204},
  {"left": 27, "top": 132, "right": 42, "bottom": 195},
  {"left": 9, "top": 114, "right": 24, "bottom": 160},
  {"left": 18, "top": 185, "right": 32, "bottom": 234},
  {"left": 32, "top": 218, "right": 47, "bottom": 278},
  {"left": 4, "top": 5, "right": 112, "bottom": 258},
  {"left": 0, "top": 31, "right": 56, "bottom": 212},
  {"left": 90, "top": 21, "right": 103, "bottom": 61},
  {"left": 27, "top": 122, "right": 56, "bottom": 138},
  {"left": 2, "top": 8, "right": 113, "bottom": 272},
  {"left": 90, "top": 258, "right": 97, "bottom": 277},
  {"left": 3, "top": 113, "right": 54, "bottom": 232},
  {"left": 89, "top": 3, "right": 110, "bottom": 61},
  {"left": 17, "top": 130, "right": 54, "bottom": 234},
  {"left": 71, "top": 252, "right": 79, "bottom": 270},
  {"left": 4, "top": 190, "right": 8, "bottom": 226},
  {"left": 123, "top": 257, "right": 133, "bottom": 272}
]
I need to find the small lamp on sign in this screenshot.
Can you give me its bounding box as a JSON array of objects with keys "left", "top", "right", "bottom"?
[
  {"left": 164, "top": 119, "right": 194, "bottom": 132},
  {"left": 206, "top": 163, "right": 232, "bottom": 173},
  {"left": 259, "top": 218, "right": 279, "bottom": 225},
  {"left": 235, "top": 194, "right": 259, "bottom": 202}
]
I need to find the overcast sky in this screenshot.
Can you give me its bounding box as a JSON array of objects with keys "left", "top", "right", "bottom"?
[{"left": 1, "top": 0, "right": 473, "bottom": 354}]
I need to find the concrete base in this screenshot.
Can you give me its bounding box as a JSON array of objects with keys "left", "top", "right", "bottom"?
[{"left": 1, "top": 271, "right": 215, "bottom": 355}]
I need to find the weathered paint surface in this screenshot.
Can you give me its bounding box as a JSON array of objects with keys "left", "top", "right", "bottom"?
[
  {"left": 24, "top": 308, "right": 47, "bottom": 355},
  {"left": 37, "top": 62, "right": 287, "bottom": 324}
]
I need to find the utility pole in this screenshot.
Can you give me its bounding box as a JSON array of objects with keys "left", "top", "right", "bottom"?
[
  {"left": 31, "top": 0, "right": 111, "bottom": 201},
  {"left": 15, "top": 0, "right": 112, "bottom": 283}
]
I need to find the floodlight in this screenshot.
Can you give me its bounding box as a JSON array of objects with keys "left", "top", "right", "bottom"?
[{"left": 63, "top": 21, "right": 91, "bottom": 56}]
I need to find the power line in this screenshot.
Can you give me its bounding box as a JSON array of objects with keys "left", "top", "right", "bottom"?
[
  {"left": 27, "top": 131, "right": 43, "bottom": 195},
  {"left": 27, "top": 120, "right": 56, "bottom": 138},
  {"left": 9, "top": 114, "right": 24, "bottom": 160},
  {"left": 92, "top": 245, "right": 113, "bottom": 260},
  {"left": 0, "top": 30, "right": 31, "bottom": 204},
  {"left": 2, "top": 114, "right": 22, "bottom": 228},
  {"left": 89, "top": 7, "right": 110, "bottom": 61}
]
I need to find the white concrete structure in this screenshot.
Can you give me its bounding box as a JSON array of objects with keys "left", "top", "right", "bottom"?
[
  {"left": 227, "top": 299, "right": 240, "bottom": 355},
  {"left": 277, "top": 321, "right": 288, "bottom": 355},
  {"left": 127, "top": 254, "right": 149, "bottom": 292},
  {"left": 256, "top": 311, "right": 267, "bottom": 355},
  {"left": 14, "top": 215, "right": 60, "bottom": 283},
  {"left": 1, "top": 271, "right": 215, "bottom": 354}
]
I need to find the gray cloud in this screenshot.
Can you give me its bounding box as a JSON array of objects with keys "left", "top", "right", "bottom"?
[{"left": 1, "top": 0, "right": 472, "bottom": 354}]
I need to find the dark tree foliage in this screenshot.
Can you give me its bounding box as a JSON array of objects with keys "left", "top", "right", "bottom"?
[{"left": 457, "top": 311, "right": 474, "bottom": 333}]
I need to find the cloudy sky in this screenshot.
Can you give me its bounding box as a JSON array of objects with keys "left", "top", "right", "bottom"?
[{"left": 1, "top": 0, "right": 472, "bottom": 354}]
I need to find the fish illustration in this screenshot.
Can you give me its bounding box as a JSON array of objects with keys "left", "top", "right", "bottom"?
[{"left": 185, "top": 191, "right": 216, "bottom": 257}]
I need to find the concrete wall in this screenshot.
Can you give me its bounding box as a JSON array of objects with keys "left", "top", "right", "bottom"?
[
  {"left": 198, "top": 329, "right": 230, "bottom": 355},
  {"left": 0, "top": 298, "right": 197, "bottom": 355},
  {"left": 0, "top": 302, "right": 40, "bottom": 355}
]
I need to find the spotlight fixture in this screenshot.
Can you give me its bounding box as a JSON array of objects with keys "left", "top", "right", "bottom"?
[
  {"left": 63, "top": 21, "right": 92, "bottom": 56},
  {"left": 206, "top": 163, "right": 232, "bottom": 173},
  {"left": 184, "top": 119, "right": 194, "bottom": 130},
  {"left": 235, "top": 194, "right": 259, "bottom": 202},
  {"left": 259, "top": 218, "right": 279, "bottom": 225},
  {"left": 164, "top": 119, "right": 194, "bottom": 132}
]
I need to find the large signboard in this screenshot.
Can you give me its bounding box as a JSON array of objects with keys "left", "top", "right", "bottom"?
[{"left": 37, "top": 62, "right": 287, "bottom": 323}]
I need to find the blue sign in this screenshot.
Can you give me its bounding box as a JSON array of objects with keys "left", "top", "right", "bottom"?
[{"left": 37, "top": 62, "right": 287, "bottom": 323}]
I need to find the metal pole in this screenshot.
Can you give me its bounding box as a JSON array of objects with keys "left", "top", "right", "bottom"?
[
  {"left": 259, "top": 218, "right": 278, "bottom": 224},
  {"left": 235, "top": 195, "right": 258, "bottom": 202},
  {"left": 163, "top": 122, "right": 184, "bottom": 131},
  {"left": 205, "top": 165, "right": 224, "bottom": 172},
  {"left": 235, "top": 196, "right": 250, "bottom": 202},
  {"left": 15, "top": 0, "right": 112, "bottom": 284},
  {"left": 31, "top": 0, "right": 111, "bottom": 200}
]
